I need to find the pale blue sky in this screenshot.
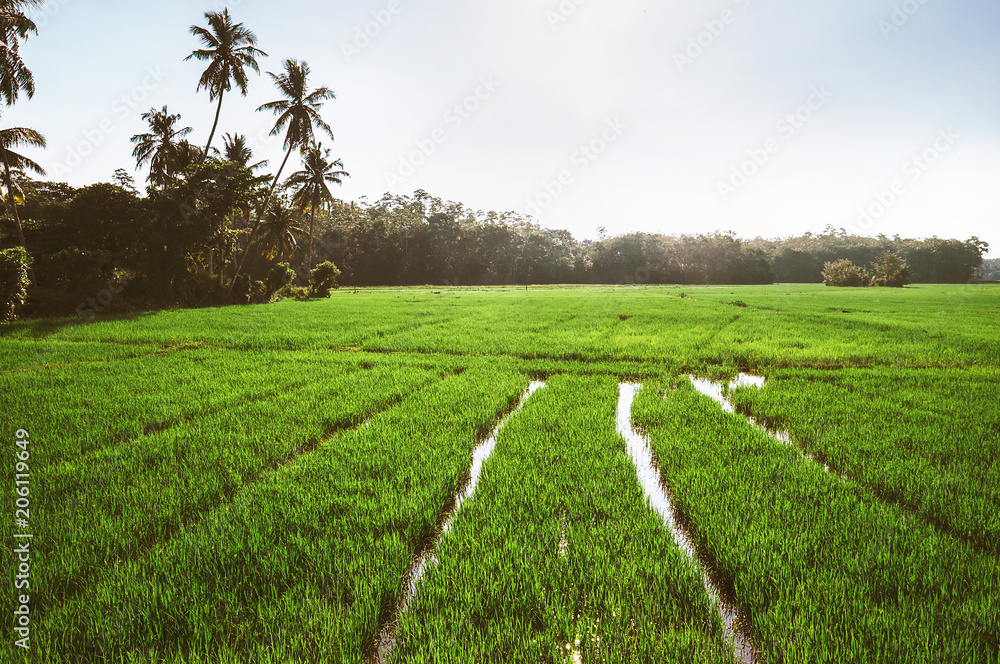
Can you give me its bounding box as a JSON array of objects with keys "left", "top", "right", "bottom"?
[{"left": 10, "top": 0, "right": 1000, "bottom": 256}]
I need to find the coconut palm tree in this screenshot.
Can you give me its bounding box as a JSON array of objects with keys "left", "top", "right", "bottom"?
[
  {"left": 130, "top": 106, "right": 193, "bottom": 189},
  {"left": 256, "top": 59, "right": 335, "bottom": 205},
  {"left": 286, "top": 141, "right": 348, "bottom": 271},
  {"left": 257, "top": 202, "right": 304, "bottom": 262},
  {"left": 0, "top": 0, "right": 42, "bottom": 105},
  {"left": 171, "top": 139, "right": 205, "bottom": 182},
  {"left": 220, "top": 133, "right": 268, "bottom": 172},
  {"left": 185, "top": 9, "right": 266, "bottom": 160},
  {"left": 227, "top": 59, "right": 335, "bottom": 298},
  {"left": 0, "top": 125, "right": 45, "bottom": 247}
]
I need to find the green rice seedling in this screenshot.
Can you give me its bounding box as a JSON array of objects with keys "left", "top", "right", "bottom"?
[
  {"left": 633, "top": 378, "right": 1000, "bottom": 663},
  {"left": 30, "top": 362, "right": 530, "bottom": 663},
  {"left": 3, "top": 284, "right": 998, "bottom": 366},
  {"left": 727, "top": 367, "right": 1000, "bottom": 553},
  {"left": 3, "top": 357, "right": 441, "bottom": 622},
  {"left": 0, "top": 338, "right": 163, "bottom": 372},
  {"left": 391, "top": 375, "right": 735, "bottom": 663}
]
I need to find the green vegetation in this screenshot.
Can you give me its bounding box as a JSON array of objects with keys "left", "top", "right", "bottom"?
[
  {"left": 30, "top": 363, "right": 529, "bottom": 662},
  {"left": 632, "top": 378, "right": 999, "bottom": 663},
  {"left": 729, "top": 367, "right": 1000, "bottom": 554},
  {"left": 3, "top": 2, "right": 996, "bottom": 660},
  {"left": 823, "top": 253, "right": 912, "bottom": 288},
  {"left": 0, "top": 245, "right": 30, "bottom": 321},
  {"left": 823, "top": 258, "right": 870, "bottom": 287},
  {"left": 2, "top": 284, "right": 998, "bottom": 662},
  {"left": 393, "top": 375, "right": 733, "bottom": 662}
]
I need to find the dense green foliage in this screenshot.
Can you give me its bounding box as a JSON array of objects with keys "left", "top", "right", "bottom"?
[
  {"left": 823, "top": 259, "right": 870, "bottom": 287},
  {"left": 823, "top": 253, "right": 912, "bottom": 288},
  {"left": 869, "top": 251, "right": 911, "bottom": 287},
  {"left": 308, "top": 260, "right": 340, "bottom": 297},
  {"left": 8, "top": 182, "right": 988, "bottom": 318},
  {"left": 0, "top": 245, "right": 30, "bottom": 321}
]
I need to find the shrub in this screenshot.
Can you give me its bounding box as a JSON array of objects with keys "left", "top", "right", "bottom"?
[
  {"left": 870, "top": 252, "right": 911, "bottom": 288},
  {"left": 230, "top": 273, "right": 268, "bottom": 304},
  {"left": 266, "top": 262, "right": 296, "bottom": 297},
  {"left": 277, "top": 285, "right": 312, "bottom": 301},
  {"left": 823, "top": 259, "right": 870, "bottom": 287},
  {"left": 309, "top": 261, "right": 341, "bottom": 298},
  {"left": 0, "top": 247, "right": 32, "bottom": 322}
]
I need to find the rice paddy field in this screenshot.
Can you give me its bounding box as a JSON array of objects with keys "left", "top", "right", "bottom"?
[{"left": 2, "top": 283, "right": 998, "bottom": 663}]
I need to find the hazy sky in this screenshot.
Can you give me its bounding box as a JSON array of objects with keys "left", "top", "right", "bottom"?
[{"left": 11, "top": 0, "right": 1000, "bottom": 255}]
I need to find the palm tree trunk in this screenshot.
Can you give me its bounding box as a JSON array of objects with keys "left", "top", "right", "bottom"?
[
  {"left": 225, "top": 144, "right": 295, "bottom": 300},
  {"left": 307, "top": 192, "right": 318, "bottom": 272},
  {"left": 2, "top": 153, "right": 26, "bottom": 249},
  {"left": 202, "top": 92, "right": 225, "bottom": 162},
  {"left": 304, "top": 209, "right": 316, "bottom": 285},
  {"left": 1, "top": 153, "right": 34, "bottom": 290}
]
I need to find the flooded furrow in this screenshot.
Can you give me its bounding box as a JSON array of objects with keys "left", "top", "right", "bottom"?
[
  {"left": 688, "top": 374, "right": 844, "bottom": 479},
  {"left": 370, "top": 381, "right": 546, "bottom": 663},
  {"left": 618, "top": 383, "right": 756, "bottom": 664}
]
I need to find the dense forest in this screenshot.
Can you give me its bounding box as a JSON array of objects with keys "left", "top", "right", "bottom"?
[{"left": 0, "top": 4, "right": 991, "bottom": 321}]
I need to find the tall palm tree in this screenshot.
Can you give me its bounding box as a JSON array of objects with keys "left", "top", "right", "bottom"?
[
  {"left": 185, "top": 9, "right": 266, "bottom": 160},
  {"left": 227, "top": 59, "right": 335, "bottom": 298},
  {"left": 256, "top": 59, "right": 335, "bottom": 206},
  {"left": 257, "top": 202, "right": 304, "bottom": 262},
  {"left": 0, "top": 125, "right": 45, "bottom": 247},
  {"left": 130, "top": 106, "right": 192, "bottom": 189},
  {"left": 0, "top": 0, "right": 42, "bottom": 105},
  {"left": 220, "top": 132, "right": 268, "bottom": 171},
  {"left": 286, "top": 142, "right": 348, "bottom": 271}
]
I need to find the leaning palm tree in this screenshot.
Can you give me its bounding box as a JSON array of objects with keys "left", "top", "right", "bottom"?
[
  {"left": 256, "top": 59, "right": 335, "bottom": 206},
  {"left": 0, "top": 125, "right": 45, "bottom": 247},
  {"left": 257, "top": 202, "right": 304, "bottom": 262},
  {"left": 286, "top": 142, "right": 348, "bottom": 271},
  {"left": 185, "top": 9, "right": 266, "bottom": 160},
  {"left": 0, "top": 0, "right": 43, "bottom": 105},
  {"left": 227, "top": 59, "right": 335, "bottom": 298},
  {"left": 130, "top": 106, "right": 192, "bottom": 189}
]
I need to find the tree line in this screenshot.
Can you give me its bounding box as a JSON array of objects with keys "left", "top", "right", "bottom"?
[{"left": 6, "top": 180, "right": 989, "bottom": 317}]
